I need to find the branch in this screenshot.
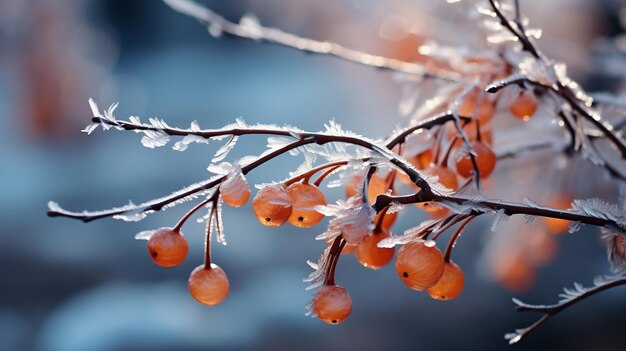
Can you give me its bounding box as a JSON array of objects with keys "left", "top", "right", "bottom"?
[
  {"left": 161, "top": 0, "right": 461, "bottom": 82},
  {"left": 373, "top": 192, "right": 625, "bottom": 230},
  {"left": 506, "top": 274, "right": 626, "bottom": 344},
  {"left": 49, "top": 117, "right": 443, "bottom": 222},
  {"left": 487, "top": 77, "right": 626, "bottom": 162},
  {"left": 487, "top": 0, "right": 541, "bottom": 58}
]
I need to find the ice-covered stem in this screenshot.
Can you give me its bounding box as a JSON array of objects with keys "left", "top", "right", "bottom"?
[
  {"left": 487, "top": 77, "right": 626, "bottom": 161},
  {"left": 372, "top": 192, "right": 624, "bottom": 230},
  {"left": 161, "top": 0, "right": 460, "bottom": 82},
  {"left": 507, "top": 275, "right": 626, "bottom": 344},
  {"left": 48, "top": 119, "right": 439, "bottom": 222},
  {"left": 385, "top": 113, "right": 472, "bottom": 148},
  {"left": 487, "top": 0, "right": 541, "bottom": 58},
  {"left": 47, "top": 137, "right": 310, "bottom": 222}
]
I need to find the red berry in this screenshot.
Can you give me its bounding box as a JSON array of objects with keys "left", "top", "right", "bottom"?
[
  {"left": 312, "top": 285, "right": 352, "bottom": 325},
  {"left": 147, "top": 228, "right": 188, "bottom": 268},
  {"left": 188, "top": 263, "right": 230, "bottom": 306}
]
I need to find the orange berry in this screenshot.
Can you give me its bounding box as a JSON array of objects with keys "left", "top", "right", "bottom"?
[
  {"left": 453, "top": 141, "right": 497, "bottom": 179},
  {"left": 342, "top": 242, "right": 358, "bottom": 255},
  {"left": 147, "top": 228, "right": 188, "bottom": 268},
  {"left": 188, "top": 263, "right": 230, "bottom": 306},
  {"left": 543, "top": 196, "right": 572, "bottom": 234},
  {"left": 326, "top": 239, "right": 358, "bottom": 254},
  {"left": 374, "top": 210, "right": 398, "bottom": 232},
  {"left": 252, "top": 185, "right": 293, "bottom": 226},
  {"left": 416, "top": 203, "right": 451, "bottom": 219},
  {"left": 458, "top": 91, "right": 495, "bottom": 125},
  {"left": 220, "top": 177, "right": 251, "bottom": 207},
  {"left": 615, "top": 236, "right": 626, "bottom": 260},
  {"left": 395, "top": 241, "right": 445, "bottom": 291},
  {"left": 345, "top": 173, "right": 387, "bottom": 203},
  {"left": 448, "top": 121, "right": 493, "bottom": 147},
  {"left": 312, "top": 285, "right": 352, "bottom": 325},
  {"left": 544, "top": 217, "right": 570, "bottom": 234},
  {"left": 509, "top": 91, "right": 537, "bottom": 121},
  {"left": 527, "top": 230, "right": 558, "bottom": 265},
  {"left": 398, "top": 149, "right": 435, "bottom": 185},
  {"left": 427, "top": 261, "right": 465, "bottom": 300},
  {"left": 493, "top": 252, "right": 535, "bottom": 293},
  {"left": 286, "top": 183, "right": 326, "bottom": 228},
  {"left": 355, "top": 232, "right": 395, "bottom": 270},
  {"left": 425, "top": 165, "right": 458, "bottom": 191},
  {"left": 410, "top": 149, "right": 434, "bottom": 170}
]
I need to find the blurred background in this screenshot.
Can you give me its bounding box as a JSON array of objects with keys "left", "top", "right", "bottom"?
[{"left": 1, "top": 0, "right": 626, "bottom": 350}]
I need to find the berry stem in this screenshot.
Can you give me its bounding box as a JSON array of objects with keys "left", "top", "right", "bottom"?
[
  {"left": 203, "top": 203, "right": 216, "bottom": 269},
  {"left": 173, "top": 191, "right": 218, "bottom": 232},
  {"left": 325, "top": 236, "right": 346, "bottom": 286},
  {"left": 443, "top": 215, "right": 475, "bottom": 262},
  {"left": 313, "top": 164, "right": 343, "bottom": 187}
]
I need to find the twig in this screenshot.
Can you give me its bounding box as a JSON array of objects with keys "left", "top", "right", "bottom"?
[
  {"left": 507, "top": 275, "right": 626, "bottom": 343},
  {"left": 162, "top": 0, "right": 461, "bottom": 82}
]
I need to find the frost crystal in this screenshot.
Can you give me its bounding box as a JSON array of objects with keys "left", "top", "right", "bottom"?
[
  {"left": 600, "top": 227, "right": 626, "bottom": 272},
  {"left": 378, "top": 219, "right": 441, "bottom": 248},
  {"left": 135, "top": 229, "right": 159, "bottom": 240},
  {"left": 303, "top": 245, "right": 333, "bottom": 292},
  {"left": 491, "top": 209, "right": 507, "bottom": 232},
  {"left": 316, "top": 195, "right": 375, "bottom": 244}
]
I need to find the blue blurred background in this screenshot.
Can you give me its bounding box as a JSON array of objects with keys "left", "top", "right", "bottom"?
[{"left": 1, "top": 0, "right": 625, "bottom": 350}]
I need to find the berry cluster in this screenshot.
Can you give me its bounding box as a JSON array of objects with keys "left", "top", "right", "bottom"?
[{"left": 47, "top": 0, "right": 626, "bottom": 344}]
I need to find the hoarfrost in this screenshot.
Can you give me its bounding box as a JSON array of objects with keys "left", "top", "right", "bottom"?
[
  {"left": 135, "top": 229, "right": 159, "bottom": 240},
  {"left": 491, "top": 209, "right": 507, "bottom": 232},
  {"left": 316, "top": 195, "right": 375, "bottom": 244}
]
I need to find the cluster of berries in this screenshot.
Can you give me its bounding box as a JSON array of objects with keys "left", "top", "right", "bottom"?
[{"left": 142, "top": 88, "right": 540, "bottom": 324}]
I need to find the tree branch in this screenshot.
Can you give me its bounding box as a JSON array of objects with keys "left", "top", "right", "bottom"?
[{"left": 162, "top": 0, "right": 461, "bottom": 82}]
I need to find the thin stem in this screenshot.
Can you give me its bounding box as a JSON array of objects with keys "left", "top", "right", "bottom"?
[
  {"left": 443, "top": 215, "right": 475, "bottom": 262},
  {"left": 204, "top": 203, "right": 217, "bottom": 268},
  {"left": 509, "top": 275, "right": 626, "bottom": 343},
  {"left": 49, "top": 121, "right": 437, "bottom": 221},
  {"left": 313, "top": 165, "right": 343, "bottom": 187},
  {"left": 172, "top": 192, "right": 216, "bottom": 231},
  {"left": 324, "top": 236, "right": 346, "bottom": 286},
  {"left": 487, "top": 0, "right": 540, "bottom": 58}
]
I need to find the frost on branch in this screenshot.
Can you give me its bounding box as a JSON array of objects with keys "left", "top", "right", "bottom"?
[
  {"left": 601, "top": 228, "right": 626, "bottom": 272},
  {"left": 316, "top": 194, "right": 375, "bottom": 244},
  {"left": 378, "top": 219, "right": 443, "bottom": 248},
  {"left": 571, "top": 198, "right": 626, "bottom": 225},
  {"left": 303, "top": 245, "right": 333, "bottom": 293}
]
